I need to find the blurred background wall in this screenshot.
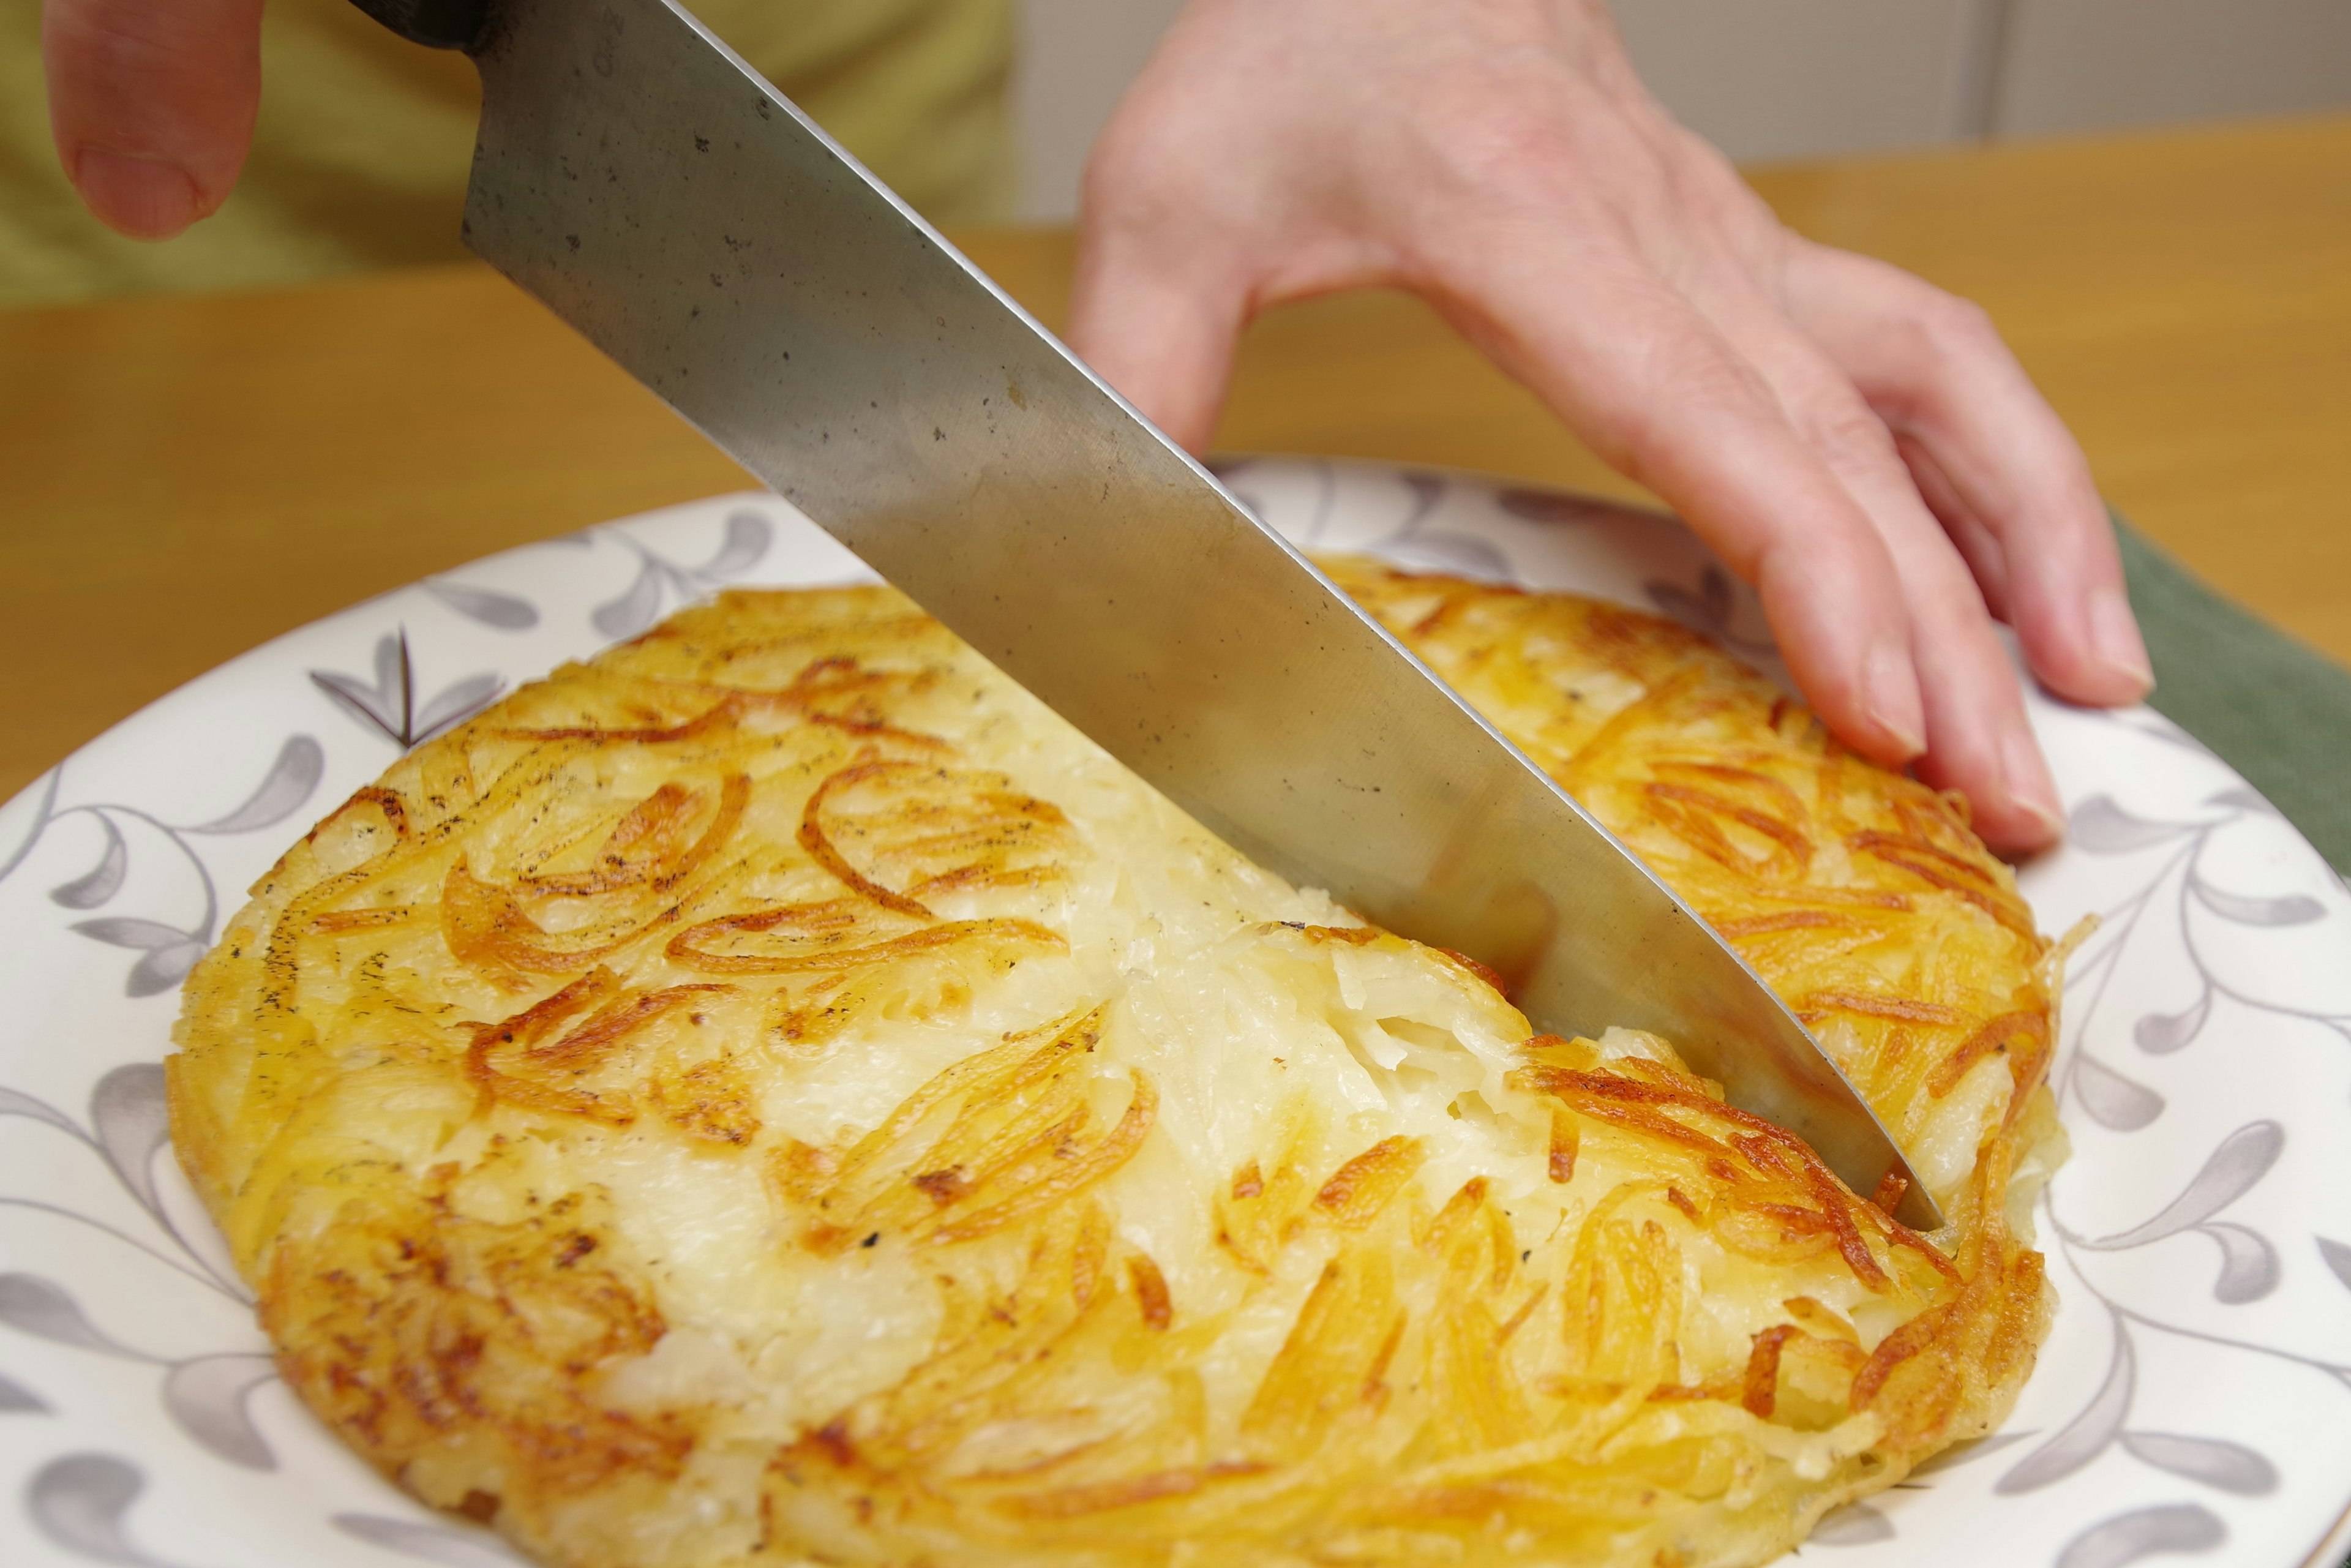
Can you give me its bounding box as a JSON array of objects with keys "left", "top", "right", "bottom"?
[{"left": 1013, "top": 0, "right": 2351, "bottom": 220}]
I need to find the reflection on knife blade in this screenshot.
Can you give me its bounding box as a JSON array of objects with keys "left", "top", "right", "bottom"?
[{"left": 350, "top": 0, "right": 1937, "bottom": 1227}]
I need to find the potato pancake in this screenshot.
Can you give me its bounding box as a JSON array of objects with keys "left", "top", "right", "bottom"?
[{"left": 171, "top": 568, "right": 2063, "bottom": 1568}]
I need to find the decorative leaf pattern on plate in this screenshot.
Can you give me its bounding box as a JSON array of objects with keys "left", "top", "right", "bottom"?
[
  {"left": 2061, "top": 1122, "right": 2284, "bottom": 1304},
  {"left": 312, "top": 631, "right": 504, "bottom": 751},
  {"left": 1494, "top": 487, "right": 1616, "bottom": 525},
  {"left": 2199, "top": 1222, "right": 2281, "bottom": 1305},
  {"left": 4, "top": 476, "right": 2350, "bottom": 1567},
  {"left": 2081, "top": 1122, "right": 2284, "bottom": 1251},
  {"left": 1643, "top": 561, "right": 1779, "bottom": 657},
  {"left": 2001, "top": 1324, "right": 2135, "bottom": 1495},
  {"left": 2072, "top": 1053, "right": 2165, "bottom": 1131},
  {"left": 424, "top": 580, "right": 539, "bottom": 631},
  {"left": 48, "top": 817, "right": 124, "bottom": 910},
  {"left": 184, "top": 735, "right": 324, "bottom": 836},
  {"left": 1907, "top": 1428, "right": 2036, "bottom": 1477},
  {"left": 1646, "top": 563, "right": 1734, "bottom": 640},
  {"left": 706, "top": 509, "right": 773, "bottom": 578},
  {"left": 2188, "top": 876, "right": 2327, "bottom": 928},
  {"left": 12, "top": 732, "right": 323, "bottom": 999},
  {"left": 1808, "top": 1501, "right": 1897, "bottom": 1545},
  {"left": 2117, "top": 1433, "right": 2277, "bottom": 1496},
  {"left": 0, "top": 1368, "right": 50, "bottom": 1412},
  {"left": 333, "top": 1512, "right": 528, "bottom": 1567},
  {"left": 0, "top": 1274, "right": 144, "bottom": 1359},
  {"left": 2053, "top": 1503, "right": 2225, "bottom": 1568},
  {"left": 26, "top": 1453, "right": 197, "bottom": 1568},
  {"left": 68, "top": 920, "right": 206, "bottom": 999},
  {"left": 2317, "top": 1236, "right": 2351, "bottom": 1293},
  {"left": 590, "top": 508, "right": 773, "bottom": 639},
  {"left": 2132, "top": 994, "right": 2210, "bottom": 1056},
  {"left": 1382, "top": 531, "right": 1512, "bottom": 579},
  {"left": 88, "top": 1066, "right": 171, "bottom": 1218},
  {"left": 161, "top": 1354, "right": 280, "bottom": 1470},
  {"left": 591, "top": 560, "right": 666, "bottom": 641},
  {"left": 0, "top": 1084, "right": 83, "bottom": 1136},
  {"left": 2069, "top": 797, "right": 2196, "bottom": 855}
]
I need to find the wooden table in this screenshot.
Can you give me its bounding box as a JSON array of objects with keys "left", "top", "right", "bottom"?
[{"left": 4, "top": 113, "right": 2348, "bottom": 803}]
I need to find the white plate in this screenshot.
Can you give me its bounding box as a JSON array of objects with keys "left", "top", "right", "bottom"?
[{"left": 3, "top": 459, "right": 2347, "bottom": 1568}]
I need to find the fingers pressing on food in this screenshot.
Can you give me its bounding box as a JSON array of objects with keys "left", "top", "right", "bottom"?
[{"left": 1783, "top": 242, "right": 2154, "bottom": 710}]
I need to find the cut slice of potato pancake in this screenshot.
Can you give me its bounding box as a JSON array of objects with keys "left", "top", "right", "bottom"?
[{"left": 171, "top": 568, "right": 2064, "bottom": 1568}]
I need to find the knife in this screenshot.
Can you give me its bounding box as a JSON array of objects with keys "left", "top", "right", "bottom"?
[{"left": 348, "top": 0, "right": 1938, "bottom": 1228}]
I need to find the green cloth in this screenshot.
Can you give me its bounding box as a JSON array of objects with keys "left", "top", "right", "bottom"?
[
  {"left": 0, "top": 0, "right": 1014, "bottom": 309},
  {"left": 2117, "top": 516, "right": 2351, "bottom": 875}
]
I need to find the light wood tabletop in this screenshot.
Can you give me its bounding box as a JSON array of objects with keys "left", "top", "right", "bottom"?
[{"left": 3, "top": 113, "right": 2347, "bottom": 803}]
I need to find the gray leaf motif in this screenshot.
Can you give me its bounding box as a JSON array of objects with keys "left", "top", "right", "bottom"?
[
  {"left": 1495, "top": 487, "right": 1613, "bottom": 526},
  {"left": 2318, "top": 1236, "right": 2351, "bottom": 1292},
  {"left": 163, "top": 1354, "right": 279, "bottom": 1470},
  {"left": 91, "top": 1063, "right": 171, "bottom": 1218},
  {"left": 2075, "top": 1052, "right": 2165, "bottom": 1131},
  {"left": 50, "top": 814, "right": 126, "bottom": 909},
  {"left": 1385, "top": 532, "right": 1513, "bottom": 580},
  {"left": 2189, "top": 875, "right": 2327, "bottom": 928},
  {"left": 0, "top": 1274, "right": 144, "bottom": 1359},
  {"left": 0, "top": 767, "right": 60, "bottom": 885},
  {"left": 69, "top": 917, "right": 186, "bottom": 951},
  {"left": 2069, "top": 796, "right": 2195, "bottom": 855},
  {"left": 1806, "top": 1501, "right": 1895, "bottom": 1545},
  {"left": 26, "top": 1452, "right": 193, "bottom": 1568},
  {"left": 313, "top": 631, "right": 408, "bottom": 738},
  {"left": 591, "top": 559, "right": 665, "bottom": 641},
  {"left": 426, "top": 579, "right": 539, "bottom": 631},
  {"left": 2119, "top": 1432, "right": 2278, "bottom": 1496},
  {"left": 2055, "top": 1503, "right": 2225, "bottom": 1568},
  {"left": 2000, "top": 1326, "right": 2132, "bottom": 1494},
  {"left": 312, "top": 631, "right": 504, "bottom": 751},
  {"left": 2200, "top": 1221, "right": 2280, "bottom": 1304},
  {"left": 335, "top": 1512, "right": 528, "bottom": 1567},
  {"left": 415, "top": 674, "right": 508, "bottom": 745},
  {"left": 2134, "top": 992, "right": 2210, "bottom": 1056},
  {"left": 0, "top": 1084, "right": 80, "bottom": 1136},
  {"left": 70, "top": 919, "right": 205, "bottom": 999},
  {"left": 0, "top": 1367, "right": 51, "bottom": 1412},
  {"left": 707, "top": 508, "right": 774, "bottom": 578},
  {"left": 1906, "top": 1427, "right": 2036, "bottom": 1477},
  {"left": 127, "top": 942, "right": 206, "bottom": 998},
  {"left": 2084, "top": 1122, "right": 2284, "bottom": 1251},
  {"left": 1648, "top": 565, "right": 1734, "bottom": 638},
  {"left": 1397, "top": 471, "right": 1445, "bottom": 533},
  {"left": 184, "top": 734, "right": 324, "bottom": 835}
]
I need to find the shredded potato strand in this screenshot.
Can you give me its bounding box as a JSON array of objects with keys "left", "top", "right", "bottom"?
[{"left": 170, "top": 572, "right": 2062, "bottom": 1568}]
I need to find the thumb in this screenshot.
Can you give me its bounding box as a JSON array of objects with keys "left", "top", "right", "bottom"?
[
  {"left": 1067, "top": 217, "right": 1250, "bottom": 456},
  {"left": 43, "top": 0, "right": 266, "bottom": 239}
]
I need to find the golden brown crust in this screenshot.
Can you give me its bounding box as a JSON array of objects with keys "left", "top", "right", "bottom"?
[
  {"left": 171, "top": 576, "right": 2060, "bottom": 1568},
  {"left": 1330, "top": 559, "right": 2061, "bottom": 1187}
]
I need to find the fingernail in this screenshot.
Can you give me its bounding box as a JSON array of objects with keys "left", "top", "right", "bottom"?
[
  {"left": 70, "top": 147, "right": 201, "bottom": 239},
  {"left": 2090, "top": 586, "right": 2154, "bottom": 696},
  {"left": 1864, "top": 641, "right": 1926, "bottom": 759},
  {"left": 2002, "top": 727, "right": 2064, "bottom": 839}
]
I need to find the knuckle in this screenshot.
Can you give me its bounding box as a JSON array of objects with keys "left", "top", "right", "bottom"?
[
  {"left": 1404, "top": 60, "right": 1650, "bottom": 214},
  {"left": 1909, "top": 289, "right": 2002, "bottom": 362},
  {"left": 1627, "top": 336, "right": 1775, "bottom": 440},
  {"left": 1802, "top": 393, "right": 1900, "bottom": 474},
  {"left": 1428, "top": 105, "right": 1584, "bottom": 206}
]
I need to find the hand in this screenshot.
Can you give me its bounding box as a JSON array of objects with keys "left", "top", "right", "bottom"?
[
  {"left": 42, "top": 0, "right": 264, "bottom": 238},
  {"left": 1067, "top": 0, "right": 2153, "bottom": 853}
]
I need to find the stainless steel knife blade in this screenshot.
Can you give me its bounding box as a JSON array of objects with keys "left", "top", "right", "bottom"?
[{"left": 381, "top": 0, "right": 1937, "bottom": 1228}]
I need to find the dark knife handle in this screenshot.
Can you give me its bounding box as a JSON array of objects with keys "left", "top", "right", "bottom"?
[{"left": 346, "top": 0, "right": 489, "bottom": 50}]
